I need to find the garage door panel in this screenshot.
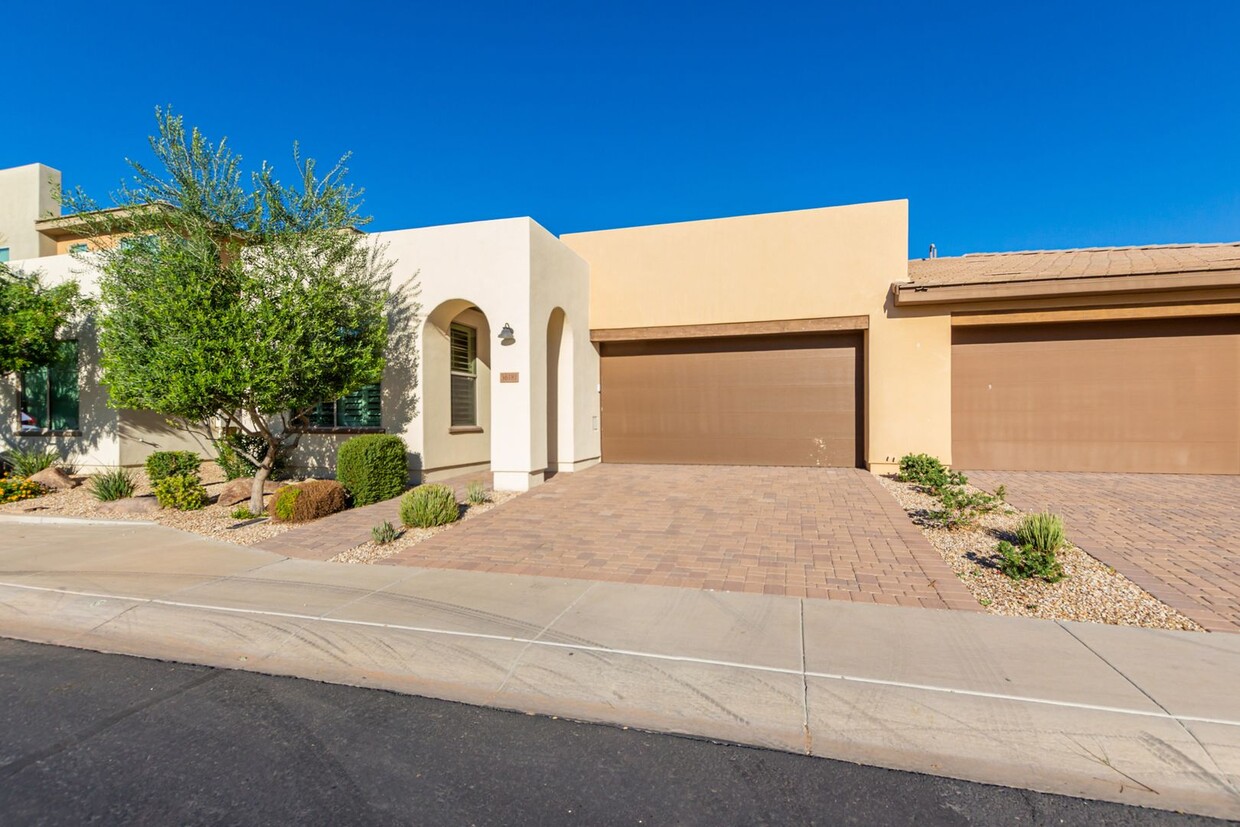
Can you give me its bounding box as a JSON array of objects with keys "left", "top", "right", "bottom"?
[
  {"left": 602, "top": 333, "right": 861, "bottom": 467},
  {"left": 953, "top": 318, "right": 1240, "bottom": 474}
]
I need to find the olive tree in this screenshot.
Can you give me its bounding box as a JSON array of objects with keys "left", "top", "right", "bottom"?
[
  {"left": 0, "top": 263, "right": 90, "bottom": 376},
  {"left": 67, "top": 109, "right": 413, "bottom": 513}
]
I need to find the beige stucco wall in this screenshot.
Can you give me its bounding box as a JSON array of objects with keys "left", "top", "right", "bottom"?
[
  {"left": 561, "top": 200, "right": 953, "bottom": 471},
  {"left": 0, "top": 164, "right": 60, "bottom": 260}
]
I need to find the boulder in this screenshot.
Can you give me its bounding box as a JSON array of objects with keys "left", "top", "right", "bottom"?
[
  {"left": 28, "top": 467, "right": 79, "bottom": 491},
  {"left": 215, "top": 477, "right": 282, "bottom": 507},
  {"left": 98, "top": 496, "right": 161, "bottom": 515}
]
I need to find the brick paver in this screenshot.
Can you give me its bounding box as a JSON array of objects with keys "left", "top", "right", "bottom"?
[
  {"left": 365, "top": 464, "right": 978, "bottom": 608},
  {"left": 967, "top": 471, "right": 1240, "bottom": 633}
]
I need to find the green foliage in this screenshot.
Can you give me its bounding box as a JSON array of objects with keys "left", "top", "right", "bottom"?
[
  {"left": 8, "top": 447, "right": 58, "bottom": 478},
  {"left": 466, "top": 481, "right": 487, "bottom": 506},
  {"left": 896, "top": 453, "right": 965, "bottom": 494},
  {"left": 400, "top": 484, "right": 459, "bottom": 528},
  {"left": 267, "top": 480, "right": 347, "bottom": 523},
  {"left": 0, "top": 476, "right": 44, "bottom": 504},
  {"left": 1016, "top": 512, "right": 1066, "bottom": 555},
  {"left": 336, "top": 434, "right": 408, "bottom": 506},
  {"left": 926, "top": 485, "right": 1000, "bottom": 530},
  {"left": 153, "top": 473, "right": 209, "bottom": 511},
  {"left": 230, "top": 505, "right": 261, "bottom": 520},
  {"left": 0, "top": 266, "right": 92, "bottom": 376},
  {"left": 371, "top": 520, "right": 399, "bottom": 545},
  {"left": 995, "top": 484, "right": 1007, "bottom": 502},
  {"left": 89, "top": 468, "right": 136, "bottom": 502},
  {"left": 145, "top": 450, "right": 202, "bottom": 484},
  {"left": 214, "top": 432, "right": 286, "bottom": 481},
  {"left": 997, "top": 540, "right": 1065, "bottom": 583}
]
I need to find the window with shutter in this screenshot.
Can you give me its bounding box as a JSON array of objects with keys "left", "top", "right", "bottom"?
[
  {"left": 450, "top": 323, "right": 477, "bottom": 428},
  {"left": 296, "top": 383, "right": 382, "bottom": 430},
  {"left": 19, "top": 340, "right": 79, "bottom": 432}
]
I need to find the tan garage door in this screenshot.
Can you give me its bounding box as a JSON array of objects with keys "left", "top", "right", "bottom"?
[
  {"left": 953, "top": 317, "right": 1240, "bottom": 474},
  {"left": 600, "top": 333, "right": 862, "bottom": 467}
]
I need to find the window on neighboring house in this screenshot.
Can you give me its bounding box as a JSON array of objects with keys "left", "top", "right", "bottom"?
[
  {"left": 19, "top": 341, "right": 79, "bottom": 432},
  {"left": 0, "top": 247, "right": 9, "bottom": 263},
  {"left": 119, "top": 235, "right": 157, "bottom": 252},
  {"left": 450, "top": 323, "right": 477, "bottom": 428},
  {"left": 69, "top": 243, "right": 88, "bottom": 254},
  {"left": 299, "top": 383, "right": 382, "bottom": 430}
]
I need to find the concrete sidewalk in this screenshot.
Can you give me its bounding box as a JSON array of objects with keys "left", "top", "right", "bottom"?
[{"left": 1, "top": 518, "right": 1238, "bottom": 820}]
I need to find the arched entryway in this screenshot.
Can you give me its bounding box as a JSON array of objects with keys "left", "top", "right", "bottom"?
[
  {"left": 545, "top": 307, "right": 574, "bottom": 475},
  {"left": 423, "top": 299, "right": 492, "bottom": 481}
]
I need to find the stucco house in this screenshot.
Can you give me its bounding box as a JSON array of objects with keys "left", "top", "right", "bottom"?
[{"left": 3, "top": 161, "right": 1239, "bottom": 489}]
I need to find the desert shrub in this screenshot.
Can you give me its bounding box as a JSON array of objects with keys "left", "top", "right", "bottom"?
[
  {"left": 230, "top": 505, "right": 261, "bottom": 520},
  {"left": 926, "top": 485, "right": 999, "bottom": 530},
  {"left": 336, "top": 434, "right": 408, "bottom": 506},
  {"left": 0, "top": 476, "right": 44, "bottom": 503},
  {"left": 9, "top": 447, "right": 58, "bottom": 478},
  {"left": 399, "top": 484, "right": 459, "bottom": 528},
  {"left": 897, "top": 453, "right": 965, "bottom": 493},
  {"left": 466, "top": 481, "right": 487, "bottom": 505},
  {"left": 153, "top": 473, "right": 209, "bottom": 511},
  {"left": 267, "top": 480, "right": 347, "bottom": 523},
  {"left": 997, "top": 539, "right": 1065, "bottom": 583},
  {"left": 372, "top": 520, "right": 399, "bottom": 545},
  {"left": 145, "top": 451, "right": 202, "bottom": 484},
  {"left": 89, "top": 468, "right": 136, "bottom": 502},
  {"left": 1016, "top": 512, "right": 1065, "bottom": 554},
  {"left": 214, "top": 433, "right": 287, "bottom": 482}
]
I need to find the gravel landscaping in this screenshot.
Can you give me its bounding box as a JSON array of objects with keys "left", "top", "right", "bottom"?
[
  {"left": 0, "top": 464, "right": 294, "bottom": 546},
  {"left": 877, "top": 475, "right": 1203, "bottom": 631},
  {"left": 329, "top": 490, "right": 519, "bottom": 564}
]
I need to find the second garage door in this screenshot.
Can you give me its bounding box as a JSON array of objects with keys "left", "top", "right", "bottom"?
[
  {"left": 953, "top": 317, "right": 1240, "bottom": 474},
  {"left": 600, "top": 333, "right": 862, "bottom": 467}
]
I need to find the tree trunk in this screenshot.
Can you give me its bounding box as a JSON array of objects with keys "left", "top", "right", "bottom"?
[{"left": 249, "top": 438, "right": 280, "bottom": 515}]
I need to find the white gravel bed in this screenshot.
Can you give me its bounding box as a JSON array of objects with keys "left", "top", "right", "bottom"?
[
  {"left": 330, "top": 490, "right": 519, "bottom": 565},
  {"left": 876, "top": 475, "right": 1203, "bottom": 632},
  {"left": 1, "top": 464, "right": 294, "bottom": 546}
]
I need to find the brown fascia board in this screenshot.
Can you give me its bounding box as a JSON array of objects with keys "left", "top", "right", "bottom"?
[
  {"left": 891, "top": 269, "right": 1240, "bottom": 306},
  {"left": 34, "top": 202, "right": 178, "bottom": 240},
  {"left": 590, "top": 315, "right": 869, "bottom": 342}
]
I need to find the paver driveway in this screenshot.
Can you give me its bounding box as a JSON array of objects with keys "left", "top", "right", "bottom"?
[
  {"left": 967, "top": 471, "right": 1240, "bottom": 633},
  {"left": 381, "top": 465, "right": 978, "bottom": 609}
]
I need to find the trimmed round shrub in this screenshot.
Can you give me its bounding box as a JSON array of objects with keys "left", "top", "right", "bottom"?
[
  {"left": 400, "top": 484, "right": 459, "bottom": 528},
  {"left": 145, "top": 451, "right": 202, "bottom": 484},
  {"left": 89, "top": 468, "right": 137, "bottom": 502},
  {"left": 268, "top": 480, "right": 348, "bottom": 523},
  {"left": 337, "top": 434, "right": 408, "bottom": 506},
  {"left": 153, "top": 473, "right": 209, "bottom": 511}
]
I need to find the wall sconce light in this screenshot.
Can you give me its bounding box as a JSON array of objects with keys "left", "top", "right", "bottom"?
[{"left": 498, "top": 323, "right": 515, "bottom": 343}]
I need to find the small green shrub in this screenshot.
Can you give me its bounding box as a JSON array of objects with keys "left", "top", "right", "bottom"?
[
  {"left": 997, "top": 540, "right": 1065, "bottom": 583},
  {"left": 267, "top": 480, "right": 347, "bottom": 523},
  {"left": 230, "top": 505, "right": 261, "bottom": 520},
  {"left": 89, "top": 468, "right": 136, "bottom": 502},
  {"left": 372, "top": 520, "right": 399, "bottom": 545},
  {"left": 0, "top": 476, "right": 44, "bottom": 503},
  {"left": 1016, "top": 512, "right": 1065, "bottom": 554},
  {"left": 466, "top": 481, "right": 487, "bottom": 505},
  {"left": 897, "top": 453, "right": 965, "bottom": 493},
  {"left": 337, "top": 434, "right": 408, "bottom": 506},
  {"left": 926, "top": 485, "right": 999, "bottom": 530},
  {"left": 400, "top": 484, "right": 459, "bottom": 528},
  {"left": 214, "top": 433, "right": 286, "bottom": 482},
  {"left": 153, "top": 473, "right": 209, "bottom": 511},
  {"left": 9, "top": 447, "right": 58, "bottom": 478},
  {"left": 995, "top": 484, "right": 1007, "bottom": 502},
  {"left": 145, "top": 451, "right": 202, "bottom": 484}
]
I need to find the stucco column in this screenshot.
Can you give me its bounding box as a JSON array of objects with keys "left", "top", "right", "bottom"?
[{"left": 490, "top": 310, "right": 545, "bottom": 492}]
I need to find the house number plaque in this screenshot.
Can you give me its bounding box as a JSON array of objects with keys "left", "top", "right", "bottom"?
[{"left": 500, "top": 372, "right": 520, "bottom": 383}]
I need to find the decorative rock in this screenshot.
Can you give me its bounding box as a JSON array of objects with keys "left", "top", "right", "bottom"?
[
  {"left": 215, "top": 477, "right": 282, "bottom": 507},
  {"left": 98, "top": 496, "right": 161, "bottom": 515},
  {"left": 28, "top": 467, "right": 79, "bottom": 491}
]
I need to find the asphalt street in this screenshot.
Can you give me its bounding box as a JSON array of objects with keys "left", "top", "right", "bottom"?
[{"left": 0, "top": 638, "right": 1224, "bottom": 826}]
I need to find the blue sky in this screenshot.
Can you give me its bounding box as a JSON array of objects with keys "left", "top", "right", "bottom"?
[{"left": 3, "top": 1, "right": 1237, "bottom": 257}]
